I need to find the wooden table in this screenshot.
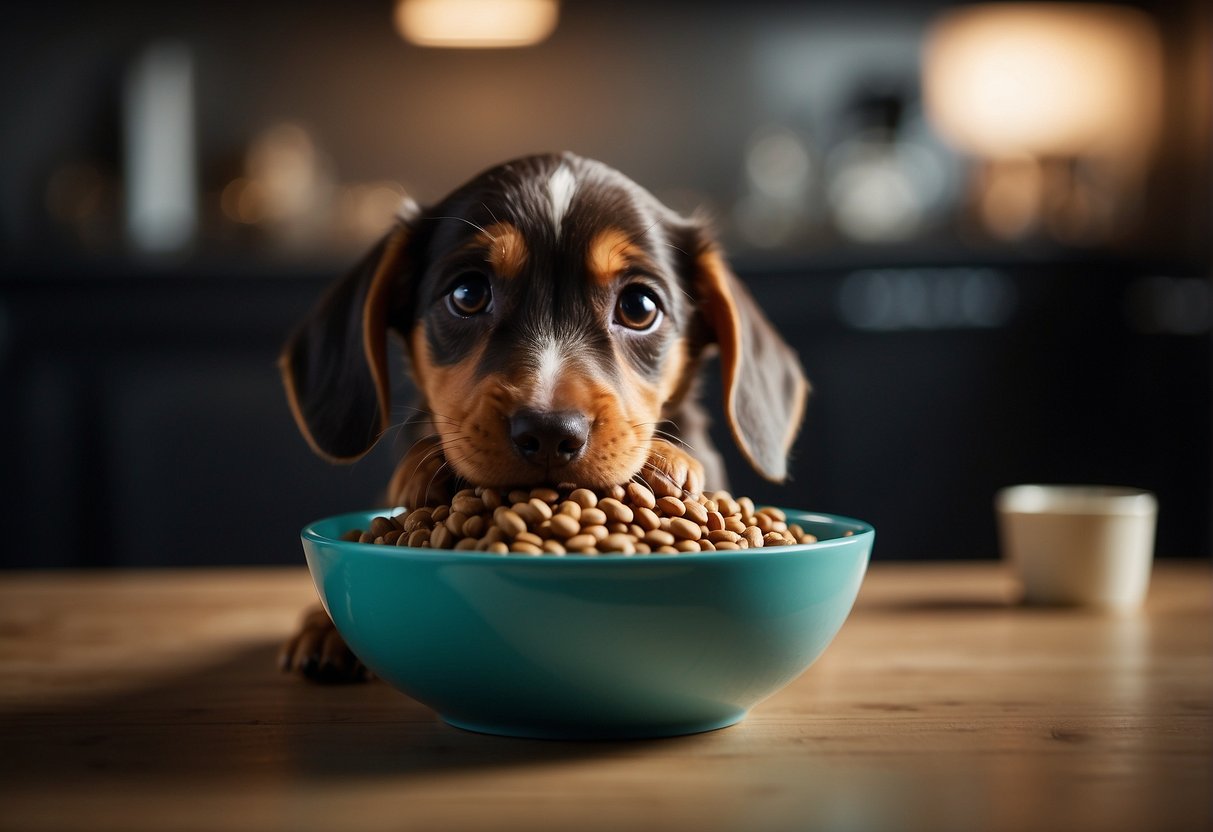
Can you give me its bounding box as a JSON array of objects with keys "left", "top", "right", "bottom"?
[{"left": 1, "top": 562, "right": 1209, "bottom": 832}]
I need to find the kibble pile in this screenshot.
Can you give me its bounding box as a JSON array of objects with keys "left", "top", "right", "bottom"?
[{"left": 341, "top": 483, "right": 824, "bottom": 556}]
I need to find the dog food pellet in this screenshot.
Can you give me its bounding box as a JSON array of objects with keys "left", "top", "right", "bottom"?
[
  {"left": 494, "top": 508, "right": 526, "bottom": 539},
  {"left": 568, "top": 488, "right": 598, "bottom": 508},
  {"left": 451, "top": 494, "right": 483, "bottom": 515},
  {"left": 549, "top": 512, "right": 581, "bottom": 539},
  {"left": 669, "top": 517, "right": 702, "bottom": 541},
  {"left": 598, "top": 498, "right": 633, "bottom": 524},
  {"left": 644, "top": 528, "right": 676, "bottom": 547},
  {"left": 682, "top": 500, "right": 709, "bottom": 525},
  {"left": 655, "top": 496, "right": 686, "bottom": 517},
  {"left": 626, "top": 482, "right": 656, "bottom": 509},
  {"left": 369, "top": 516, "right": 395, "bottom": 537},
  {"left": 634, "top": 506, "right": 660, "bottom": 531},
  {"left": 579, "top": 507, "right": 607, "bottom": 527},
  {"left": 565, "top": 533, "right": 598, "bottom": 550},
  {"left": 341, "top": 484, "right": 823, "bottom": 556}
]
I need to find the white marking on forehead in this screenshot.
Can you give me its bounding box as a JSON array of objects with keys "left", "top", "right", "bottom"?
[
  {"left": 547, "top": 165, "right": 577, "bottom": 239},
  {"left": 525, "top": 334, "right": 599, "bottom": 411},
  {"left": 531, "top": 339, "right": 564, "bottom": 409}
]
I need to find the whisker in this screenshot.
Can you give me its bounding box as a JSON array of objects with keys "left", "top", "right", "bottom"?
[
  {"left": 391, "top": 414, "right": 460, "bottom": 431},
  {"left": 421, "top": 214, "right": 494, "bottom": 240},
  {"left": 631, "top": 421, "right": 698, "bottom": 454},
  {"left": 626, "top": 218, "right": 664, "bottom": 251},
  {"left": 401, "top": 430, "right": 466, "bottom": 455},
  {"left": 421, "top": 463, "right": 451, "bottom": 507},
  {"left": 400, "top": 435, "right": 467, "bottom": 489},
  {"left": 380, "top": 406, "right": 464, "bottom": 448},
  {"left": 383, "top": 418, "right": 458, "bottom": 446},
  {"left": 604, "top": 219, "right": 667, "bottom": 277},
  {"left": 393, "top": 403, "right": 462, "bottom": 425},
  {"left": 630, "top": 424, "right": 698, "bottom": 456},
  {"left": 425, "top": 449, "right": 479, "bottom": 504},
  {"left": 628, "top": 472, "right": 653, "bottom": 492},
  {"left": 420, "top": 451, "right": 461, "bottom": 503},
  {"left": 638, "top": 459, "right": 678, "bottom": 487},
  {"left": 398, "top": 431, "right": 443, "bottom": 450},
  {"left": 651, "top": 430, "right": 697, "bottom": 454},
  {"left": 632, "top": 419, "right": 682, "bottom": 433}
]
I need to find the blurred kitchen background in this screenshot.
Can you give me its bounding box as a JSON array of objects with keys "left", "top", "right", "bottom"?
[{"left": 2, "top": 0, "right": 1209, "bottom": 567}]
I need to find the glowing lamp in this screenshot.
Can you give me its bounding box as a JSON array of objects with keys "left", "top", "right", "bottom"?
[
  {"left": 395, "top": 0, "right": 559, "bottom": 48},
  {"left": 923, "top": 3, "right": 1161, "bottom": 160}
]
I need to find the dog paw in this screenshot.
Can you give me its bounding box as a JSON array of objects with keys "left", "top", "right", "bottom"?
[
  {"left": 642, "top": 438, "right": 705, "bottom": 498},
  {"left": 278, "top": 607, "right": 372, "bottom": 683},
  {"left": 388, "top": 435, "right": 455, "bottom": 508}
]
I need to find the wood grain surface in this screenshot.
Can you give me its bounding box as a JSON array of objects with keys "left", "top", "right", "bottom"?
[{"left": 1, "top": 562, "right": 1209, "bottom": 832}]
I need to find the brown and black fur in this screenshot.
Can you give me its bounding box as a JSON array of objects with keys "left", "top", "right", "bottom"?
[{"left": 279, "top": 153, "right": 809, "bottom": 681}]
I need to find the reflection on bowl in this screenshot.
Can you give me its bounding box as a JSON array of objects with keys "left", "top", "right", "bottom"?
[{"left": 302, "top": 508, "right": 874, "bottom": 739}]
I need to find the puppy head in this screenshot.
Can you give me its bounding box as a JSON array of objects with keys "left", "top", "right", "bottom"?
[{"left": 281, "top": 153, "right": 808, "bottom": 488}]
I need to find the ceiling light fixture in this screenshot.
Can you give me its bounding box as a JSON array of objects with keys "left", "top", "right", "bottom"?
[{"left": 395, "top": 0, "right": 559, "bottom": 49}]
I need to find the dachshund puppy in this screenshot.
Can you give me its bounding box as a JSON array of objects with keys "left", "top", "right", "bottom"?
[{"left": 279, "top": 152, "right": 808, "bottom": 681}]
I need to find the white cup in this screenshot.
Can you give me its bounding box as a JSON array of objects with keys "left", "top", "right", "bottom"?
[{"left": 995, "top": 485, "right": 1158, "bottom": 610}]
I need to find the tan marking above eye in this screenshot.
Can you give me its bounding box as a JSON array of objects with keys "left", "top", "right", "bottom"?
[
  {"left": 587, "top": 228, "right": 651, "bottom": 286},
  {"left": 472, "top": 222, "right": 528, "bottom": 279}
]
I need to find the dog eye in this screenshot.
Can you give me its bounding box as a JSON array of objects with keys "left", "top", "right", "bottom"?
[
  {"left": 615, "top": 285, "right": 661, "bottom": 331},
  {"left": 446, "top": 274, "right": 492, "bottom": 316}
]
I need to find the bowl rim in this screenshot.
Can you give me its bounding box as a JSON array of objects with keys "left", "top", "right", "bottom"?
[
  {"left": 302, "top": 507, "right": 875, "bottom": 564},
  {"left": 995, "top": 484, "right": 1157, "bottom": 516}
]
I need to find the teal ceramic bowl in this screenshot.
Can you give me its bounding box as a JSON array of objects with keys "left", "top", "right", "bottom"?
[{"left": 302, "top": 508, "right": 873, "bottom": 739}]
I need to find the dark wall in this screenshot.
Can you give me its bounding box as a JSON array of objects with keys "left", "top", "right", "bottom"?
[
  {"left": 709, "top": 261, "right": 1211, "bottom": 561},
  {"left": 2, "top": 259, "right": 1207, "bottom": 567},
  {"left": 1, "top": 270, "right": 398, "bottom": 567}
]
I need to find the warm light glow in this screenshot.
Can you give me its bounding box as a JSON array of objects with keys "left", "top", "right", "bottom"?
[
  {"left": 220, "top": 177, "right": 267, "bottom": 225},
  {"left": 245, "top": 123, "right": 323, "bottom": 223},
  {"left": 395, "top": 0, "right": 558, "bottom": 48},
  {"left": 923, "top": 4, "right": 1162, "bottom": 159},
  {"left": 975, "top": 155, "right": 1044, "bottom": 240}
]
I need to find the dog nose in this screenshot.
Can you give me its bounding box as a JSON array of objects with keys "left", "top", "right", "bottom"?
[{"left": 510, "top": 409, "right": 590, "bottom": 466}]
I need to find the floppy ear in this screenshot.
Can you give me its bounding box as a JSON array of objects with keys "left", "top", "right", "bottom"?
[
  {"left": 693, "top": 240, "right": 810, "bottom": 482},
  {"left": 279, "top": 221, "right": 412, "bottom": 462}
]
